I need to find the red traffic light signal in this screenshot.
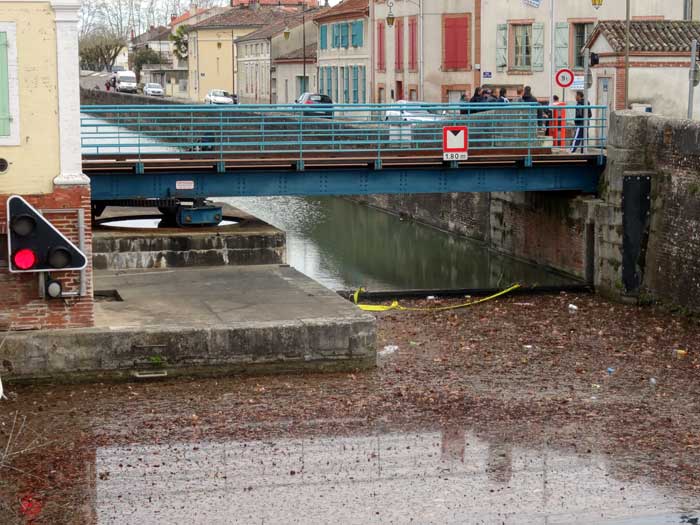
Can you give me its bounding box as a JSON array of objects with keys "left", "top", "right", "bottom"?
[{"left": 6, "top": 195, "right": 87, "bottom": 273}]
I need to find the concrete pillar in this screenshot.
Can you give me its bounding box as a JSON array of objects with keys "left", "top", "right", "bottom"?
[{"left": 52, "top": 0, "right": 90, "bottom": 187}]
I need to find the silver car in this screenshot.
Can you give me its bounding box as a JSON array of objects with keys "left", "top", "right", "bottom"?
[
  {"left": 385, "top": 101, "right": 445, "bottom": 122},
  {"left": 205, "top": 89, "right": 238, "bottom": 105},
  {"left": 144, "top": 83, "right": 164, "bottom": 97}
]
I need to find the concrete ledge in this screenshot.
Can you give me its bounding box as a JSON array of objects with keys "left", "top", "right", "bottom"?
[
  {"left": 1, "top": 265, "right": 377, "bottom": 382},
  {"left": 1, "top": 318, "right": 376, "bottom": 383}
]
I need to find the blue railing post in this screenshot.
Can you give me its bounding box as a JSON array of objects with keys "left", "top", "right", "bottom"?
[{"left": 525, "top": 106, "right": 534, "bottom": 167}]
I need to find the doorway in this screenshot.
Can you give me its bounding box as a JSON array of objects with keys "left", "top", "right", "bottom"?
[{"left": 395, "top": 81, "right": 404, "bottom": 101}]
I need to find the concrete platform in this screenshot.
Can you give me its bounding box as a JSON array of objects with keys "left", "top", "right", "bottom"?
[
  {"left": 1, "top": 265, "right": 376, "bottom": 382},
  {"left": 92, "top": 203, "right": 286, "bottom": 270}
]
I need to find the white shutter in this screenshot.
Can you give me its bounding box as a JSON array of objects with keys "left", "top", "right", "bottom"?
[
  {"left": 496, "top": 24, "right": 507, "bottom": 72},
  {"left": 555, "top": 22, "right": 569, "bottom": 69},
  {"left": 532, "top": 22, "right": 545, "bottom": 72}
]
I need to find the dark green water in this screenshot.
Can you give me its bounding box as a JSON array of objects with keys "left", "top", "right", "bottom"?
[{"left": 222, "top": 196, "right": 578, "bottom": 291}]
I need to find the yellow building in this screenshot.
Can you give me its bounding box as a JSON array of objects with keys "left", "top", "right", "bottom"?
[
  {"left": 0, "top": 0, "right": 93, "bottom": 330},
  {"left": 188, "top": 5, "right": 299, "bottom": 101}
]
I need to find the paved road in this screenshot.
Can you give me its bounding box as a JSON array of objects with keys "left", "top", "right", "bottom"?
[{"left": 80, "top": 70, "right": 112, "bottom": 91}]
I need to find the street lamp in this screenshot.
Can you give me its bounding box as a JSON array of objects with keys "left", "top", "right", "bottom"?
[
  {"left": 386, "top": 1, "right": 395, "bottom": 27},
  {"left": 591, "top": 0, "right": 603, "bottom": 8},
  {"left": 283, "top": 26, "right": 291, "bottom": 40}
]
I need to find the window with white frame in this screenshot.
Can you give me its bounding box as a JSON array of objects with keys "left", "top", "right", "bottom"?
[
  {"left": 0, "top": 22, "right": 19, "bottom": 145},
  {"left": 513, "top": 24, "right": 532, "bottom": 69}
]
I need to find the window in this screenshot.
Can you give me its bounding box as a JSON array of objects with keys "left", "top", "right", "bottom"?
[
  {"left": 443, "top": 15, "right": 469, "bottom": 71},
  {"left": 395, "top": 17, "right": 404, "bottom": 72},
  {"left": 0, "top": 22, "right": 18, "bottom": 144},
  {"left": 513, "top": 24, "right": 532, "bottom": 69},
  {"left": 573, "top": 23, "right": 594, "bottom": 69},
  {"left": 332, "top": 24, "right": 341, "bottom": 48},
  {"left": 377, "top": 21, "right": 386, "bottom": 71},
  {"left": 320, "top": 25, "right": 328, "bottom": 50},
  {"left": 409, "top": 88, "right": 418, "bottom": 101},
  {"left": 408, "top": 17, "right": 418, "bottom": 71}
]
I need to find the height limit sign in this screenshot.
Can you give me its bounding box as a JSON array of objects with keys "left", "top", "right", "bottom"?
[{"left": 443, "top": 126, "right": 469, "bottom": 161}]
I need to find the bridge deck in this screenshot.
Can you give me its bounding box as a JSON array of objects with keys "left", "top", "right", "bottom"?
[{"left": 80, "top": 103, "right": 607, "bottom": 199}]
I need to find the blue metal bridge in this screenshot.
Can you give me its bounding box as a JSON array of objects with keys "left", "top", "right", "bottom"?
[{"left": 80, "top": 102, "right": 606, "bottom": 223}]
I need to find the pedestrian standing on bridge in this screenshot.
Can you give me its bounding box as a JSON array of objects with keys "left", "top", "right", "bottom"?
[
  {"left": 469, "top": 87, "right": 483, "bottom": 103},
  {"left": 571, "top": 91, "right": 592, "bottom": 153}
]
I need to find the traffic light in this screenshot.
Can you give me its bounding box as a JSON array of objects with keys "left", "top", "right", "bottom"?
[
  {"left": 590, "top": 53, "right": 600, "bottom": 67},
  {"left": 6, "top": 195, "right": 87, "bottom": 273}
]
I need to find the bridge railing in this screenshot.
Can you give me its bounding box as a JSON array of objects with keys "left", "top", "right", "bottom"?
[{"left": 80, "top": 102, "right": 607, "bottom": 167}]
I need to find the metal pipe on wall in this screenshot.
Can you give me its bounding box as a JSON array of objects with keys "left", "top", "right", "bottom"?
[{"left": 624, "top": 0, "right": 630, "bottom": 109}]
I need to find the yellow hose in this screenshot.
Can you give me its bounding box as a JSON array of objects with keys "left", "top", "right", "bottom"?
[{"left": 353, "top": 284, "right": 521, "bottom": 312}]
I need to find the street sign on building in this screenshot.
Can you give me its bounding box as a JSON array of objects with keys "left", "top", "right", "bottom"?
[
  {"left": 555, "top": 68, "right": 575, "bottom": 89},
  {"left": 570, "top": 76, "right": 585, "bottom": 90},
  {"left": 443, "top": 126, "right": 469, "bottom": 161}
]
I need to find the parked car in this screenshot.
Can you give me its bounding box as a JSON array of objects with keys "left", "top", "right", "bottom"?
[
  {"left": 144, "top": 83, "right": 165, "bottom": 97},
  {"left": 205, "top": 89, "right": 238, "bottom": 105},
  {"left": 385, "top": 101, "right": 446, "bottom": 122},
  {"left": 115, "top": 70, "right": 138, "bottom": 93},
  {"left": 295, "top": 93, "right": 334, "bottom": 117}
]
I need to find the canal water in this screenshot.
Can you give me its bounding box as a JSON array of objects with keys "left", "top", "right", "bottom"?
[{"left": 222, "top": 196, "right": 578, "bottom": 292}]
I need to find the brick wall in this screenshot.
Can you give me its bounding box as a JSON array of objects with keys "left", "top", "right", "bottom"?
[
  {"left": 642, "top": 117, "right": 700, "bottom": 311},
  {"left": 0, "top": 185, "right": 94, "bottom": 330}
]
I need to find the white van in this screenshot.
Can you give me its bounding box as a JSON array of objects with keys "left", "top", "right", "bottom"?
[{"left": 115, "top": 70, "right": 137, "bottom": 93}]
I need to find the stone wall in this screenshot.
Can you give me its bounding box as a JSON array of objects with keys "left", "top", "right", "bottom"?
[
  {"left": 356, "top": 190, "right": 594, "bottom": 280},
  {"left": 642, "top": 117, "right": 700, "bottom": 310}
]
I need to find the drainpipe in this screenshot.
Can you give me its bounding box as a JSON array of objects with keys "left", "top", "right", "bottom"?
[
  {"left": 419, "top": 0, "right": 424, "bottom": 100},
  {"left": 370, "top": 1, "right": 376, "bottom": 102}
]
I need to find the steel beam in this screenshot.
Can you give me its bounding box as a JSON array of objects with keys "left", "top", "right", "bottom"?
[{"left": 89, "top": 164, "right": 603, "bottom": 201}]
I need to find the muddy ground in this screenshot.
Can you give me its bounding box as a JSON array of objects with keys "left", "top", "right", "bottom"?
[{"left": 1, "top": 292, "right": 699, "bottom": 523}]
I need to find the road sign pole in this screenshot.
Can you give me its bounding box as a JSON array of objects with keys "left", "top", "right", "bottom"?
[
  {"left": 689, "top": 39, "right": 698, "bottom": 120},
  {"left": 584, "top": 48, "right": 591, "bottom": 153}
]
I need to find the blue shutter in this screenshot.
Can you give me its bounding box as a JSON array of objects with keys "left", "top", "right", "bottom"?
[
  {"left": 319, "top": 68, "right": 324, "bottom": 95},
  {"left": 0, "top": 32, "right": 9, "bottom": 136},
  {"left": 352, "top": 65, "right": 359, "bottom": 104},
  {"left": 341, "top": 23, "right": 349, "bottom": 48},
  {"left": 320, "top": 25, "right": 328, "bottom": 50},
  {"left": 361, "top": 66, "right": 366, "bottom": 103},
  {"left": 356, "top": 21, "right": 364, "bottom": 48},
  {"left": 326, "top": 66, "right": 332, "bottom": 98}
]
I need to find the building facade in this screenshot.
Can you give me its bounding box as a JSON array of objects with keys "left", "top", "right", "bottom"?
[
  {"left": 480, "top": 0, "right": 688, "bottom": 102},
  {"left": 372, "top": 0, "right": 479, "bottom": 103},
  {"left": 0, "top": 0, "right": 93, "bottom": 330},
  {"left": 188, "top": 5, "right": 294, "bottom": 101},
  {"left": 587, "top": 20, "right": 700, "bottom": 119},
  {"left": 315, "top": 0, "right": 370, "bottom": 106}
]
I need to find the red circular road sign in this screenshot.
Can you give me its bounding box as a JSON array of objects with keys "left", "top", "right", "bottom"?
[{"left": 555, "top": 68, "right": 575, "bottom": 88}]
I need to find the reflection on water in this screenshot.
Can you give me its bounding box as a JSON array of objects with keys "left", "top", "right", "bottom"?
[
  {"left": 99, "top": 218, "right": 238, "bottom": 229},
  {"left": 223, "top": 196, "right": 578, "bottom": 291},
  {"left": 95, "top": 429, "right": 695, "bottom": 524}
]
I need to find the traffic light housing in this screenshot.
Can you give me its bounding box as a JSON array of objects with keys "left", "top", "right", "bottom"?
[
  {"left": 6, "top": 195, "right": 87, "bottom": 273},
  {"left": 590, "top": 52, "right": 600, "bottom": 67}
]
